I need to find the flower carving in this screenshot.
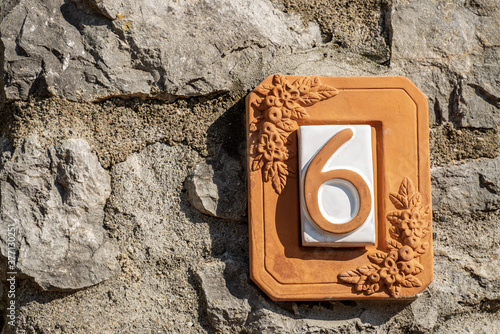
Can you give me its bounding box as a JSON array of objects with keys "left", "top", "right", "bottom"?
[
  {"left": 338, "top": 178, "right": 431, "bottom": 297},
  {"left": 249, "top": 75, "right": 339, "bottom": 194}
]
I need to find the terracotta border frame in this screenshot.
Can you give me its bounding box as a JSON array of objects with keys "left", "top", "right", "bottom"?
[{"left": 247, "top": 76, "right": 432, "bottom": 300}]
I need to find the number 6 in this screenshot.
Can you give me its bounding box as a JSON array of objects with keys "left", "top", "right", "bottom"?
[{"left": 304, "top": 128, "right": 372, "bottom": 234}]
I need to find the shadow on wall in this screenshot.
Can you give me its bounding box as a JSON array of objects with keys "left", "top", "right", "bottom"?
[
  {"left": 12, "top": 278, "right": 80, "bottom": 316},
  {"left": 206, "top": 95, "right": 247, "bottom": 162}
]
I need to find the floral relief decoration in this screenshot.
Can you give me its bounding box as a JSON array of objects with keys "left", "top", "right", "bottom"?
[
  {"left": 249, "top": 75, "right": 339, "bottom": 194},
  {"left": 338, "top": 178, "right": 431, "bottom": 297}
]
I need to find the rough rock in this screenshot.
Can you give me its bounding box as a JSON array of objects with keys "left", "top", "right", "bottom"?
[
  {"left": 195, "top": 260, "right": 251, "bottom": 331},
  {"left": 108, "top": 142, "right": 199, "bottom": 224},
  {"left": 429, "top": 123, "right": 499, "bottom": 166},
  {"left": 0, "top": 142, "right": 249, "bottom": 333},
  {"left": 272, "top": 0, "right": 391, "bottom": 63},
  {"left": 0, "top": 137, "right": 118, "bottom": 290},
  {"left": 196, "top": 214, "right": 500, "bottom": 333},
  {"left": 1, "top": 0, "right": 153, "bottom": 101},
  {"left": 391, "top": 0, "right": 498, "bottom": 63},
  {"left": 390, "top": 0, "right": 500, "bottom": 128},
  {"left": 185, "top": 150, "right": 246, "bottom": 221},
  {"left": 456, "top": 82, "right": 500, "bottom": 128},
  {"left": 1, "top": 0, "right": 388, "bottom": 102},
  {"left": 1, "top": 0, "right": 317, "bottom": 101},
  {"left": 431, "top": 157, "right": 500, "bottom": 213},
  {"left": 434, "top": 211, "right": 499, "bottom": 283},
  {"left": 185, "top": 163, "right": 219, "bottom": 217}
]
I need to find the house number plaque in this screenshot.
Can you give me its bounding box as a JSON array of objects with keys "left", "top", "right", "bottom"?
[{"left": 247, "top": 75, "right": 433, "bottom": 300}]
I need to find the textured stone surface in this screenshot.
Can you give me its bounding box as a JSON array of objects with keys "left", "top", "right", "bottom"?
[
  {"left": 457, "top": 83, "right": 500, "bottom": 128},
  {"left": 107, "top": 143, "right": 199, "bottom": 225},
  {"left": 1, "top": 0, "right": 500, "bottom": 332},
  {"left": 272, "top": 0, "right": 391, "bottom": 63},
  {"left": 429, "top": 123, "right": 499, "bottom": 167},
  {"left": 1, "top": 0, "right": 317, "bottom": 101},
  {"left": 1, "top": 93, "right": 246, "bottom": 168},
  {"left": 185, "top": 150, "right": 246, "bottom": 221},
  {"left": 391, "top": 0, "right": 500, "bottom": 128},
  {"left": 195, "top": 260, "right": 251, "bottom": 331},
  {"left": 0, "top": 137, "right": 117, "bottom": 290},
  {"left": 186, "top": 163, "right": 219, "bottom": 217},
  {"left": 431, "top": 157, "right": 500, "bottom": 213},
  {"left": 30, "top": 142, "right": 248, "bottom": 332}
]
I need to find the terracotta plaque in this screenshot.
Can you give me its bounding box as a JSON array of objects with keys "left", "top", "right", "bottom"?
[{"left": 247, "top": 75, "right": 433, "bottom": 300}]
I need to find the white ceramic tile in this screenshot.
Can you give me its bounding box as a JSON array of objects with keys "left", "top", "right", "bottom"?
[{"left": 299, "top": 125, "right": 375, "bottom": 247}]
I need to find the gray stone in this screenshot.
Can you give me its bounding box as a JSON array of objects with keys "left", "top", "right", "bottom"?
[
  {"left": 245, "top": 309, "right": 307, "bottom": 334},
  {"left": 108, "top": 142, "right": 200, "bottom": 225},
  {"left": 185, "top": 162, "right": 219, "bottom": 217},
  {"left": 456, "top": 82, "right": 499, "bottom": 128},
  {"left": 185, "top": 151, "right": 246, "bottom": 221},
  {"left": 0, "top": 0, "right": 388, "bottom": 102},
  {"left": 195, "top": 260, "right": 251, "bottom": 332},
  {"left": 434, "top": 213, "right": 499, "bottom": 284},
  {"left": 0, "top": 137, "right": 118, "bottom": 290},
  {"left": 390, "top": 0, "right": 500, "bottom": 128},
  {"left": 0, "top": 0, "right": 316, "bottom": 101},
  {"left": 390, "top": 0, "right": 493, "bottom": 63},
  {"left": 7, "top": 141, "right": 249, "bottom": 333},
  {"left": 245, "top": 308, "right": 360, "bottom": 334},
  {"left": 431, "top": 157, "right": 500, "bottom": 213},
  {"left": 1, "top": 0, "right": 153, "bottom": 102}
]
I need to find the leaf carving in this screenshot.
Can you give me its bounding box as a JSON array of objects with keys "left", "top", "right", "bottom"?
[
  {"left": 276, "top": 161, "right": 288, "bottom": 176},
  {"left": 254, "top": 84, "right": 273, "bottom": 96},
  {"left": 262, "top": 162, "right": 273, "bottom": 182},
  {"left": 308, "top": 92, "right": 320, "bottom": 101},
  {"left": 338, "top": 270, "right": 361, "bottom": 284},
  {"left": 412, "top": 262, "right": 424, "bottom": 275},
  {"left": 276, "top": 129, "right": 292, "bottom": 145},
  {"left": 251, "top": 154, "right": 264, "bottom": 171},
  {"left": 368, "top": 252, "right": 387, "bottom": 265},
  {"left": 399, "top": 177, "right": 415, "bottom": 197},
  {"left": 401, "top": 276, "right": 422, "bottom": 288},
  {"left": 273, "top": 75, "right": 284, "bottom": 86},
  {"left": 297, "top": 97, "right": 316, "bottom": 107},
  {"left": 292, "top": 77, "right": 304, "bottom": 87},
  {"left": 271, "top": 161, "right": 288, "bottom": 194},
  {"left": 387, "top": 211, "right": 402, "bottom": 223},
  {"left": 357, "top": 265, "right": 378, "bottom": 275},
  {"left": 389, "top": 226, "right": 401, "bottom": 239},
  {"left": 276, "top": 119, "right": 297, "bottom": 132},
  {"left": 389, "top": 193, "right": 407, "bottom": 209},
  {"left": 316, "top": 85, "right": 339, "bottom": 100},
  {"left": 387, "top": 239, "right": 403, "bottom": 250},
  {"left": 409, "top": 193, "right": 421, "bottom": 208},
  {"left": 290, "top": 107, "right": 309, "bottom": 120},
  {"left": 388, "top": 285, "right": 401, "bottom": 297}
]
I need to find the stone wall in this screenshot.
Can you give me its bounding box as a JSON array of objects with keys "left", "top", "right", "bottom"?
[{"left": 0, "top": 0, "right": 498, "bottom": 333}]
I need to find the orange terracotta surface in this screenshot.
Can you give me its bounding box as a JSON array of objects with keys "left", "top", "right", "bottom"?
[{"left": 246, "top": 75, "right": 433, "bottom": 301}]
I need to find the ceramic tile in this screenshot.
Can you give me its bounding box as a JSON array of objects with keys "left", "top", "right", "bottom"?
[{"left": 299, "top": 125, "right": 375, "bottom": 247}]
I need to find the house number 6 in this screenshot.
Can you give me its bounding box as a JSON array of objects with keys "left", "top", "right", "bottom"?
[{"left": 304, "top": 128, "right": 372, "bottom": 234}]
